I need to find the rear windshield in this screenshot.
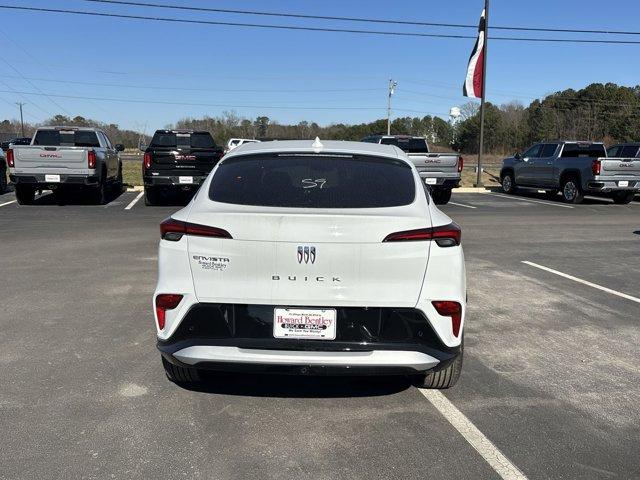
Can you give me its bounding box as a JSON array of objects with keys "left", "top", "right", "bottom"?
[
  {"left": 620, "top": 145, "right": 640, "bottom": 157},
  {"left": 209, "top": 153, "right": 416, "bottom": 208},
  {"left": 380, "top": 137, "right": 429, "bottom": 153},
  {"left": 33, "top": 130, "right": 100, "bottom": 148},
  {"left": 150, "top": 132, "right": 216, "bottom": 149},
  {"left": 561, "top": 143, "right": 606, "bottom": 158}
]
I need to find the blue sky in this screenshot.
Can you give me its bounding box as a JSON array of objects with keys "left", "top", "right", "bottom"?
[{"left": 0, "top": 0, "right": 639, "bottom": 132}]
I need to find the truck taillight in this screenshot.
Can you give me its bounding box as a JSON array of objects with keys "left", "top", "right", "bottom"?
[
  {"left": 160, "top": 217, "right": 232, "bottom": 241},
  {"left": 592, "top": 159, "right": 601, "bottom": 175},
  {"left": 432, "top": 301, "right": 462, "bottom": 337},
  {"left": 144, "top": 152, "right": 152, "bottom": 169},
  {"left": 88, "top": 150, "right": 97, "bottom": 169},
  {"left": 383, "top": 222, "right": 461, "bottom": 247},
  {"left": 155, "top": 294, "right": 183, "bottom": 330},
  {"left": 6, "top": 149, "right": 14, "bottom": 167},
  {"left": 457, "top": 156, "right": 464, "bottom": 173}
]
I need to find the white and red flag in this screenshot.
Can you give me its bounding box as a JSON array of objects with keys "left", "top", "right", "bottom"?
[{"left": 463, "top": 9, "right": 486, "bottom": 98}]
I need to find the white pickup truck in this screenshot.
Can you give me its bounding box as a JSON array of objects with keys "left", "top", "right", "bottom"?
[
  {"left": 361, "top": 135, "right": 462, "bottom": 204},
  {"left": 8, "top": 126, "right": 124, "bottom": 204}
]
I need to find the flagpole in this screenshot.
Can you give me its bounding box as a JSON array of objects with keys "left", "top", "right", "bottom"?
[{"left": 475, "top": 0, "right": 489, "bottom": 187}]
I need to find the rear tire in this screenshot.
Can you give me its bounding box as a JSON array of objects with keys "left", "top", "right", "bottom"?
[
  {"left": 91, "top": 181, "right": 106, "bottom": 205},
  {"left": 501, "top": 171, "right": 516, "bottom": 194},
  {"left": 611, "top": 191, "right": 635, "bottom": 204},
  {"left": 0, "top": 170, "right": 7, "bottom": 193},
  {"left": 413, "top": 345, "right": 463, "bottom": 389},
  {"left": 561, "top": 176, "right": 583, "bottom": 204},
  {"left": 162, "top": 357, "right": 201, "bottom": 384},
  {"left": 113, "top": 163, "right": 124, "bottom": 193},
  {"left": 432, "top": 188, "right": 452, "bottom": 205},
  {"left": 15, "top": 185, "right": 36, "bottom": 205},
  {"left": 144, "top": 187, "right": 161, "bottom": 206}
]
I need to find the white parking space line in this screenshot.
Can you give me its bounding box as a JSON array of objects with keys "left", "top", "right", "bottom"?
[
  {"left": 448, "top": 201, "right": 477, "bottom": 209},
  {"left": 419, "top": 389, "right": 528, "bottom": 480},
  {"left": 0, "top": 199, "right": 16, "bottom": 208},
  {"left": 522, "top": 261, "right": 640, "bottom": 304},
  {"left": 124, "top": 191, "right": 144, "bottom": 210},
  {"left": 487, "top": 193, "right": 574, "bottom": 209}
]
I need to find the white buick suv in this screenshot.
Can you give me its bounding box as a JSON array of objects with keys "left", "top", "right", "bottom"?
[{"left": 153, "top": 139, "right": 466, "bottom": 388}]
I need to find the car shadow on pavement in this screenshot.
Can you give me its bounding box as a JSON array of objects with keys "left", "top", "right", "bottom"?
[
  {"left": 513, "top": 190, "right": 612, "bottom": 205},
  {"left": 32, "top": 187, "right": 128, "bottom": 206},
  {"left": 180, "top": 372, "right": 413, "bottom": 398}
]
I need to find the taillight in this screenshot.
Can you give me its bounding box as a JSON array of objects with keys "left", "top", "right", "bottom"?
[
  {"left": 87, "top": 150, "right": 96, "bottom": 169},
  {"left": 592, "top": 159, "right": 601, "bottom": 175},
  {"left": 144, "top": 152, "right": 152, "bottom": 169},
  {"left": 383, "top": 222, "right": 461, "bottom": 247},
  {"left": 155, "top": 294, "right": 183, "bottom": 330},
  {"left": 432, "top": 301, "right": 462, "bottom": 337},
  {"left": 457, "top": 156, "right": 464, "bottom": 173},
  {"left": 160, "top": 217, "right": 232, "bottom": 241},
  {"left": 6, "top": 149, "right": 14, "bottom": 167}
]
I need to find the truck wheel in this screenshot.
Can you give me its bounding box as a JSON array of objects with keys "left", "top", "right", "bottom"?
[
  {"left": 413, "top": 344, "right": 463, "bottom": 389},
  {"left": 0, "top": 170, "right": 7, "bottom": 193},
  {"left": 113, "top": 163, "right": 124, "bottom": 193},
  {"left": 91, "top": 181, "right": 107, "bottom": 205},
  {"left": 501, "top": 172, "right": 516, "bottom": 194},
  {"left": 432, "top": 188, "right": 452, "bottom": 205},
  {"left": 561, "top": 176, "right": 583, "bottom": 204},
  {"left": 162, "top": 357, "right": 201, "bottom": 384},
  {"left": 144, "top": 187, "right": 160, "bottom": 206},
  {"left": 611, "top": 191, "right": 635, "bottom": 204},
  {"left": 15, "top": 185, "right": 36, "bottom": 205}
]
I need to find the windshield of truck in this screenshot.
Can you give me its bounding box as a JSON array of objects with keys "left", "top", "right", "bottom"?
[
  {"left": 380, "top": 137, "right": 429, "bottom": 153},
  {"left": 209, "top": 153, "right": 416, "bottom": 208},
  {"left": 561, "top": 143, "right": 606, "bottom": 158},
  {"left": 33, "top": 130, "right": 100, "bottom": 148},
  {"left": 150, "top": 132, "right": 216, "bottom": 149}
]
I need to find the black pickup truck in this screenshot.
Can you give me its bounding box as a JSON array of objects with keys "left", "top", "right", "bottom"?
[{"left": 143, "top": 130, "right": 224, "bottom": 205}]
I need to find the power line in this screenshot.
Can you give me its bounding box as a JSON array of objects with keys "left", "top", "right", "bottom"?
[
  {"left": 2, "top": 5, "right": 640, "bottom": 44},
  {"left": 83, "top": 0, "right": 640, "bottom": 36},
  {"left": 0, "top": 74, "right": 382, "bottom": 94}
]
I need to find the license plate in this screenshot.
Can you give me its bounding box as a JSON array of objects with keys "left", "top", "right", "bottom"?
[
  {"left": 179, "top": 176, "right": 193, "bottom": 184},
  {"left": 45, "top": 174, "right": 60, "bottom": 183},
  {"left": 424, "top": 178, "right": 437, "bottom": 185},
  {"left": 273, "top": 308, "right": 337, "bottom": 340},
  {"left": 618, "top": 180, "right": 629, "bottom": 187}
]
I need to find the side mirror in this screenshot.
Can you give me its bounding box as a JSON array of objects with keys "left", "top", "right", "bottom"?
[
  {"left": 514, "top": 152, "right": 521, "bottom": 160},
  {"left": 139, "top": 143, "right": 147, "bottom": 152},
  {"left": 115, "top": 144, "right": 125, "bottom": 152}
]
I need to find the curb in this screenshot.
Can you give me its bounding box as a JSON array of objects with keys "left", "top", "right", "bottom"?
[
  {"left": 455, "top": 187, "right": 491, "bottom": 193},
  {"left": 126, "top": 186, "right": 144, "bottom": 192}
]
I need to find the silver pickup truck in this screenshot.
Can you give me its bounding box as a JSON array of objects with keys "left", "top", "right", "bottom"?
[
  {"left": 8, "top": 126, "right": 124, "bottom": 205},
  {"left": 361, "top": 135, "right": 462, "bottom": 204},
  {"left": 500, "top": 141, "right": 640, "bottom": 204}
]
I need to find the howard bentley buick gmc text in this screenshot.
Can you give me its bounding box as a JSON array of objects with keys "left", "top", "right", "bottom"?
[{"left": 154, "top": 138, "right": 466, "bottom": 388}]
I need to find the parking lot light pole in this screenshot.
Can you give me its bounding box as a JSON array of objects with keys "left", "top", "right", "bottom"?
[
  {"left": 475, "top": 0, "right": 489, "bottom": 188},
  {"left": 16, "top": 102, "right": 26, "bottom": 137},
  {"left": 387, "top": 79, "right": 397, "bottom": 135}
]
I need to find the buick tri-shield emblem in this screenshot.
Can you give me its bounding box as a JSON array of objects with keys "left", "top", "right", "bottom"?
[{"left": 297, "top": 246, "right": 316, "bottom": 264}]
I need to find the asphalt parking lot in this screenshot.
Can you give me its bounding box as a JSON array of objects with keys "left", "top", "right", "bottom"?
[{"left": 0, "top": 188, "right": 638, "bottom": 480}]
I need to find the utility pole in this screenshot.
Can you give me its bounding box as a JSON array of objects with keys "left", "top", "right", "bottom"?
[
  {"left": 387, "top": 79, "right": 397, "bottom": 135},
  {"left": 475, "top": 0, "right": 489, "bottom": 187},
  {"left": 16, "top": 102, "right": 26, "bottom": 137}
]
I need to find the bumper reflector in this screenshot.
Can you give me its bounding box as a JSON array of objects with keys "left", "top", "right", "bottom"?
[{"left": 432, "top": 301, "right": 462, "bottom": 337}]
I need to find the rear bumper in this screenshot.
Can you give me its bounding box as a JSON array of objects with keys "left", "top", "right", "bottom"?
[
  {"left": 144, "top": 173, "right": 207, "bottom": 188},
  {"left": 587, "top": 178, "right": 640, "bottom": 192},
  {"left": 156, "top": 303, "right": 461, "bottom": 375},
  {"left": 416, "top": 173, "right": 461, "bottom": 189},
  {"left": 9, "top": 173, "right": 99, "bottom": 187}
]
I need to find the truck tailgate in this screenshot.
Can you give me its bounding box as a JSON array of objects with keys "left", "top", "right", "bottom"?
[
  {"left": 407, "top": 153, "right": 460, "bottom": 175},
  {"left": 13, "top": 146, "right": 87, "bottom": 171},
  {"left": 600, "top": 157, "right": 640, "bottom": 175}
]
